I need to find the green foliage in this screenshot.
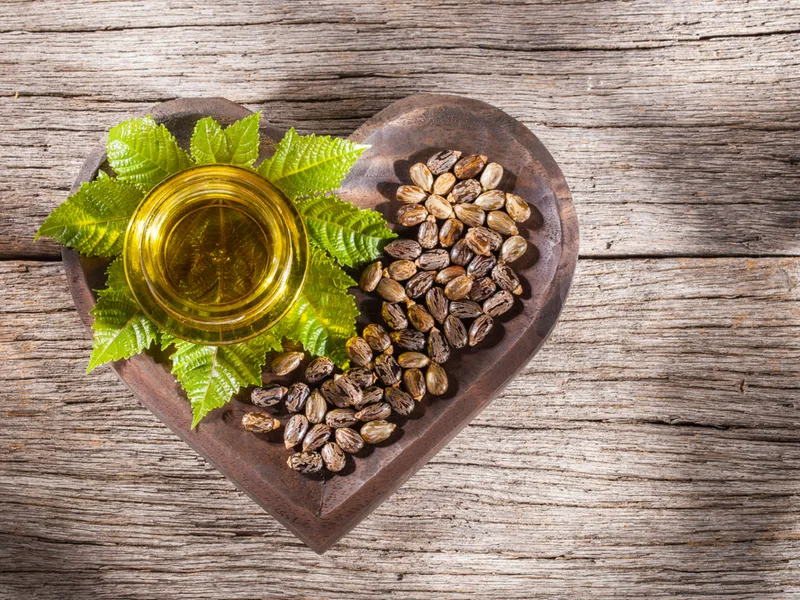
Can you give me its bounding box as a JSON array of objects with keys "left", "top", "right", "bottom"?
[
  {"left": 35, "top": 178, "right": 143, "bottom": 257},
  {"left": 190, "top": 112, "right": 261, "bottom": 167}
]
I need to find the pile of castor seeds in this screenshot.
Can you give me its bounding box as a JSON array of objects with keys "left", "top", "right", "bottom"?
[{"left": 243, "top": 150, "right": 533, "bottom": 475}]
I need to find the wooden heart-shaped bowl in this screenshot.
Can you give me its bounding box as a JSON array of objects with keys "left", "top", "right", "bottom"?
[{"left": 62, "top": 95, "right": 579, "bottom": 553}]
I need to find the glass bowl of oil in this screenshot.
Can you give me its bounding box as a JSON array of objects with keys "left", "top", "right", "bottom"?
[{"left": 123, "top": 165, "right": 308, "bottom": 345}]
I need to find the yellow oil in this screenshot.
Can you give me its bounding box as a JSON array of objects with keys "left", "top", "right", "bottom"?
[{"left": 123, "top": 165, "right": 308, "bottom": 345}]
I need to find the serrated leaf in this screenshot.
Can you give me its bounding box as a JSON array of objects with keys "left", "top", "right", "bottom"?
[
  {"left": 272, "top": 245, "right": 358, "bottom": 367},
  {"left": 297, "top": 195, "right": 397, "bottom": 267},
  {"left": 35, "top": 178, "right": 143, "bottom": 257},
  {"left": 190, "top": 112, "right": 261, "bottom": 167},
  {"left": 107, "top": 116, "right": 192, "bottom": 190},
  {"left": 87, "top": 257, "right": 159, "bottom": 372},
  {"left": 258, "top": 128, "right": 368, "bottom": 199},
  {"left": 166, "top": 331, "right": 282, "bottom": 428}
]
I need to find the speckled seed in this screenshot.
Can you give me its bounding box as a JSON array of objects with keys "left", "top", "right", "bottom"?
[
  {"left": 374, "top": 353, "right": 402, "bottom": 386},
  {"left": 321, "top": 442, "right": 347, "bottom": 473},
  {"left": 426, "top": 362, "right": 449, "bottom": 396},
  {"left": 448, "top": 178, "right": 482, "bottom": 204},
  {"left": 242, "top": 413, "right": 281, "bottom": 434},
  {"left": 467, "top": 254, "right": 497, "bottom": 279},
  {"left": 359, "top": 260, "right": 383, "bottom": 292},
  {"left": 483, "top": 290, "right": 515, "bottom": 317},
  {"left": 335, "top": 427, "right": 365, "bottom": 454},
  {"left": 326, "top": 408, "right": 358, "bottom": 429},
  {"left": 417, "top": 218, "right": 439, "bottom": 249},
  {"left": 287, "top": 451, "right": 323, "bottom": 474},
  {"left": 484, "top": 227, "right": 504, "bottom": 251},
  {"left": 433, "top": 172, "right": 457, "bottom": 195},
  {"left": 469, "top": 314, "right": 494, "bottom": 347},
  {"left": 480, "top": 162, "right": 504, "bottom": 190},
  {"left": 335, "top": 374, "right": 363, "bottom": 407},
  {"left": 436, "top": 265, "right": 467, "bottom": 285},
  {"left": 360, "top": 420, "right": 396, "bottom": 444},
  {"left": 385, "top": 239, "right": 422, "bottom": 260},
  {"left": 284, "top": 414, "right": 309, "bottom": 449},
  {"left": 346, "top": 336, "right": 373, "bottom": 367},
  {"left": 438, "top": 218, "right": 464, "bottom": 248},
  {"left": 425, "top": 286, "right": 449, "bottom": 324},
  {"left": 449, "top": 299, "right": 484, "bottom": 320},
  {"left": 427, "top": 328, "right": 451, "bottom": 364},
  {"left": 449, "top": 238, "right": 475, "bottom": 266},
  {"left": 405, "top": 270, "right": 436, "bottom": 299},
  {"left": 487, "top": 210, "right": 519, "bottom": 236},
  {"left": 474, "top": 189, "right": 506, "bottom": 210},
  {"left": 443, "top": 315, "right": 468, "bottom": 349},
  {"left": 427, "top": 150, "right": 462, "bottom": 175},
  {"left": 382, "top": 302, "right": 409, "bottom": 330},
  {"left": 360, "top": 386, "right": 385, "bottom": 406},
  {"left": 396, "top": 184, "right": 427, "bottom": 204},
  {"left": 505, "top": 193, "right": 532, "bottom": 222},
  {"left": 305, "top": 390, "right": 327, "bottom": 424},
  {"left": 409, "top": 163, "right": 433, "bottom": 192},
  {"left": 492, "top": 263, "right": 523, "bottom": 294},
  {"left": 390, "top": 329, "right": 427, "bottom": 352},
  {"left": 464, "top": 228, "right": 493, "bottom": 256},
  {"left": 286, "top": 382, "right": 310, "bottom": 413},
  {"left": 387, "top": 259, "right": 417, "bottom": 281},
  {"left": 425, "top": 194, "right": 454, "bottom": 219},
  {"left": 322, "top": 379, "right": 350, "bottom": 408},
  {"left": 302, "top": 423, "right": 331, "bottom": 452},
  {"left": 469, "top": 276, "right": 497, "bottom": 302},
  {"left": 385, "top": 387, "right": 415, "bottom": 416},
  {"left": 346, "top": 367, "right": 376, "bottom": 389},
  {"left": 251, "top": 384, "right": 287, "bottom": 407},
  {"left": 305, "top": 356, "right": 334, "bottom": 384},
  {"left": 444, "top": 274, "right": 474, "bottom": 300},
  {"left": 416, "top": 249, "right": 450, "bottom": 271},
  {"left": 376, "top": 278, "right": 408, "bottom": 303},
  {"left": 453, "top": 154, "right": 487, "bottom": 179},
  {"left": 454, "top": 203, "right": 486, "bottom": 228},
  {"left": 500, "top": 235, "right": 528, "bottom": 264},
  {"left": 363, "top": 323, "right": 392, "bottom": 353},
  {"left": 355, "top": 402, "right": 391, "bottom": 422},
  {"left": 271, "top": 351, "right": 304, "bottom": 376},
  {"left": 403, "top": 368, "right": 427, "bottom": 401},
  {"left": 407, "top": 303, "right": 435, "bottom": 333},
  {"left": 397, "top": 351, "right": 431, "bottom": 369},
  {"left": 397, "top": 204, "right": 429, "bottom": 227}
]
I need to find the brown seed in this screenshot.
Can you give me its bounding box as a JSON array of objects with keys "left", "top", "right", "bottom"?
[
  {"left": 385, "top": 239, "right": 422, "bottom": 260},
  {"left": 467, "top": 254, "right": 497, "bottom": 279},
  {"left": 284, "top": 414, "right": 310, "bottom": 449},
  {"left": 305, "top": 389, "right": 327, "bottom": 424},
  {"left": 335, "top": 427, "right": 365, "bottom": 454},
  {"left": 449, "top": 299, "right": 483, "bottom": 320},
  {"left": 464, "top": 227, "right": 493, "bottom": 256},
  {"left": 346, "top": 367, "right": 376, "bottom": 389},
  {"left": 346, "top": 336, "right": 373, "bottom": 367},
  {"left": 382, "top": 302, "right": 409, "bottom": 330},
  {"left": 374, "top": 353, "right": 402, "bottom": 386},
  {"left": 326, "top": 408, "right": 358, "bottom": 429},
  {"left": 360, "top": 420, "right": 396, "bottom": 444},
  {"left": 322, "top": 379, "right": 350, "bottom": 408},
  {"left": 385, "top": 387, "right": 416, "bottom": 416},
  {"left": 397, "top": 204, "right": 429, "bottom": 227},
  {"left": 390, "top": 329, "right": 426, "bottom": 352},
  {"left": 436, "top": 265, "right": 467, "bottom": 285},
  {"left": 483, "top": 290, "right": 515, "bottom": 317},
  {"left": 433, "top": 172, "right": 457, "bottom": 196},
  {"left": 335, "top": 374, "right": 363, "bottom": 407},
  {"left": 242, "top": 413, "right": 281, "bottom": 434},
  {"left": 360, "top": 386, "right": 385, "bottom": 406},
  {"left": 287, "top": 451, "right": 323, "bottom": 474},
  {"left": 443, "top": 315, "right": 468, "bottom": 349},
  {"left": 409, "top": 163, "right": 433, "bottom": 192},
  {"left": 286, "top": 382, "right": 311, "bottom": 413},
  {"left": 453, "top": 154, "right": 487, "bottom": 179},
  {"left": 363, "top": 323, "right": 392, "bottom": 353},
  {"left": 425, "top": 286, "right": 449, "bottom": 324},
  {"left": 426, "top": 362, "right": 449, "bottom": 396},
  {"left": 469, "top": 276, "right": 497, "bottom": 302},
  {"left": 425, "top": 194, "right": 454, "bottom": 219},
  {"left": 396, "top": 184, "right": 427, "bottom": 204},
  {"left": 444, "top": 274, "right": 474, "bottom": 301},
  {"left": 355, "top": 402, "right": 391, "bottom": 422},
  {"left": 492, "top": 263, "right": 522, "bottom": 294},
  {"left": 500, "top": 235, "right": 527, "bottom": 264},
  {"left": 505, "top": 193, "right": 532, "bottom": 223},
  {"left": 403, "top": 368, "right": 427, "bottom": 401},
  {"left": 417, "top": 219, "right": 439, "bottom": 249},
  {"left": 359, "top": 260, "right": 383, "bottom": 292},
  {"left": 427, "top": 328, "right": 451, "bottom": 364},
  {"left": 438, "top": 218, "right": 464, "bottom": 248},
  {"left": 469, "top": 314, "right": 494, "bottom": 347},
  {"left": 397, "top": 351, "right": 431, "bottom": 369},
  {"left": 487, "top": 210, "right": 519, "bottom": 236},
  {"left": 454, "top": 203, "right": 486, "bottom": 228},
  {"left": 387, "top": 259, "right": 417, "bottom": 281},
  {"left": 474, "top": 189, "right": 506, "bottom": 210},
  {"left": 416, "top": 249, "right": 450, "bottom": 271},
  {"left": 427, "top": 150, "right": 462, "bottom": 175},
  {"left": 271, "top": 351, "right": 304, "bottom": 376},
  {"left": 302, "top": 423, "right": 331, "bottom": 451},
  {"left": 450, "top": 238, "right": 475, "bottom": 266},
  {"left": 405, "top": 270, "right": 436, "bottom": 299},
  {"left": 305, "top": 356, "right": 334, "bottom": 384},
  {"left": 448, "top": 178, "right": 482, "bottom": 204},
  {"left": 376, "top": 277, "right": 408, "bottom": 303},
  {"left": 251, "top": 384, "right": 287, "bottom": 407},
  {"left": 407, "top": 303, "right": 435, "bottom": 332},
  {"left": 321, "top": 442, "right": 347, "bottom": 472},
  {"left": 484, "top": 227, "right": 504, "bottom": 251},
  {"left": 480, "top": 162, "right": 504, "bottom": 190}
]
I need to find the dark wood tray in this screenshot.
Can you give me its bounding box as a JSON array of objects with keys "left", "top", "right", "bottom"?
[{"left": 62, "top": 95, "right": 579, "bottom": 553}]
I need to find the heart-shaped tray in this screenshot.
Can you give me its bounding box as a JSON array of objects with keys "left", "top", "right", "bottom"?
[{"left": 62, "top": 95, "right": 579, "bottom": 553}]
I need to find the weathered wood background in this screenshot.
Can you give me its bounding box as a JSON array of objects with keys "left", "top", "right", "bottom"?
[{"left": 1, "top": 1, "right": 799, "bottom": 598}]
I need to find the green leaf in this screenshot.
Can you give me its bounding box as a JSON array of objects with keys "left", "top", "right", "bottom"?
[
  {"left": 107, "top": 116, "right": 192, "bottom": 190},
  {"left": 166, "top": 331, "right": 282, "bottom": 428},
  {"left": 190, "top": 112, "right": 261, "bottom": 167},
  {"left": 272, "top": 245, "right": 358, "bottom": 367},
  {"left": 297, "top": 194, "right": 397, "bottom": 267},
  {"left": 87, "top": 257, "right": 159, "bottom": 372},
  {"left": 258, "top": 128, "right": 368, "bottom": 199},
  {"left": 35, "top": 178, "right": 143, "bottom": 257}
]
